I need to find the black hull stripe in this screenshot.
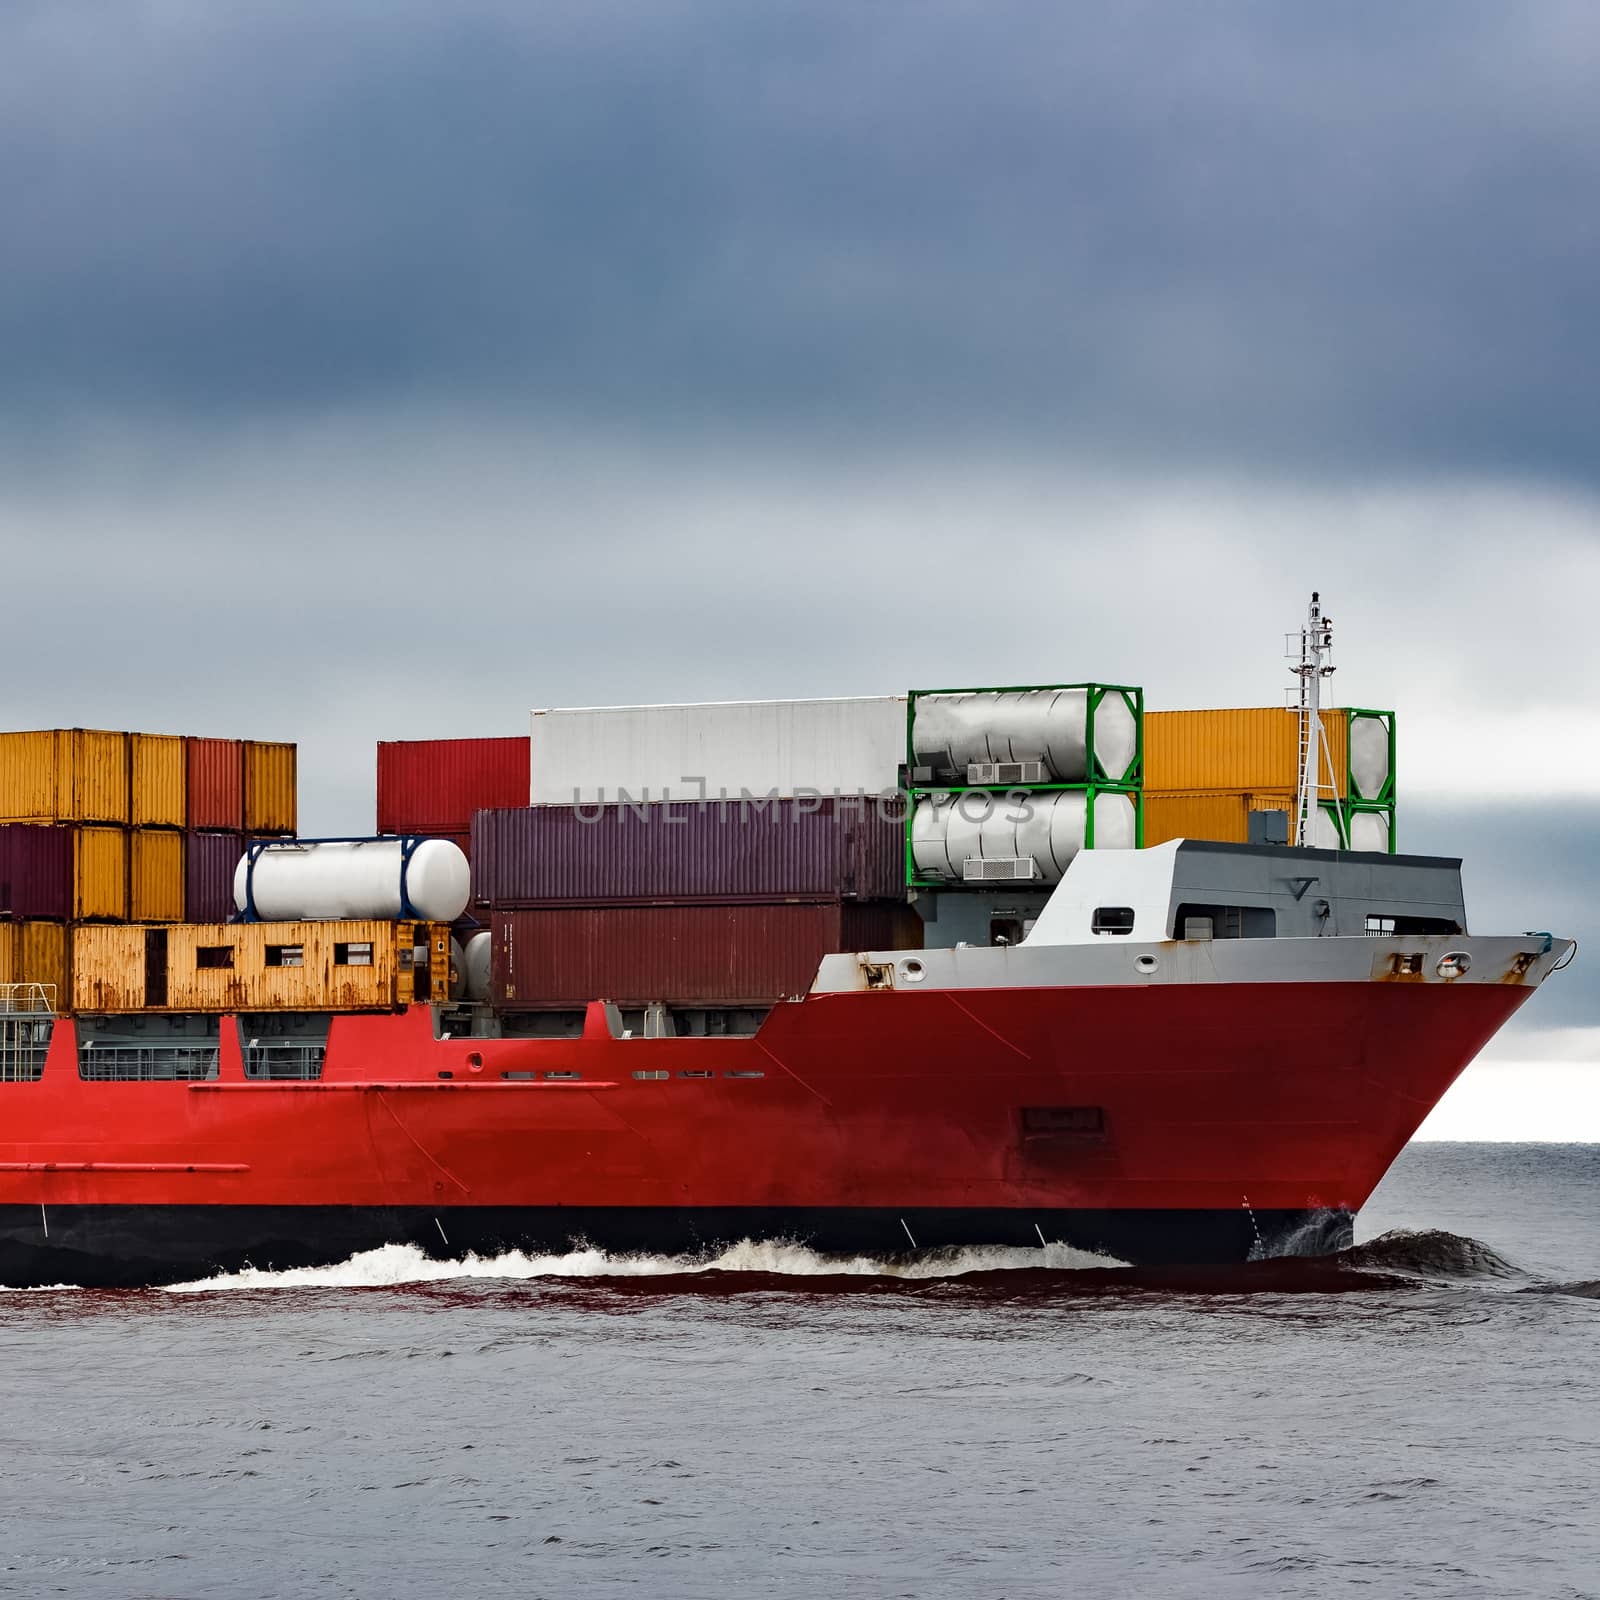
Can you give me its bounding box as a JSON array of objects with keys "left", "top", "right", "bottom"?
[{"left": 0, "top": 1205, "right": 1354, "bottom": 1287}]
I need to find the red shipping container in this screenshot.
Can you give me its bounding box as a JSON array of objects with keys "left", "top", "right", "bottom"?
[
  {"left": 185, "top": 830, "right": 243, "bottom": 923},
  {"left": 378, "top": 738, "right": 530, "bottom": 835},
  {"left": 472, "top": 798, "right": 907, "bottom": 907},
  {"left": 186, "top": 738, "right": 244, "bottom": 830},
  {"left": 491, "top": 901, "right": 921, "bottom": 1009},
  {"left": 0, "top": 824, "right": 73, "bottom": 919}
]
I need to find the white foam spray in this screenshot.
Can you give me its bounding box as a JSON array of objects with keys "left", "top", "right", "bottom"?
[{"left": 162, "top": 1237, "right": 1119, "bottom": 1293}]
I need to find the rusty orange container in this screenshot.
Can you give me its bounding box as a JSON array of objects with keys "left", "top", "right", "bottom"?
[
  {"left": 130, "top": 733, "right": 187, "bottom": 828},
  {"left": 244, "top": 742, "right": 297, "bottom": 835},
  {"left": 73, "top": 920, "right": 450, "bottom": 1013},
  {"left": 1144, "top": 709, "right": 1348, "bottom": 796},
  {"left": 0, "top": 730, "right": 131, "bottom": 824},
  {"left": 68, "top": 924, "right": 143, "bottom": 1011},
  {"left": 130, "top": 828, "right": 185, "bottom": 922}
]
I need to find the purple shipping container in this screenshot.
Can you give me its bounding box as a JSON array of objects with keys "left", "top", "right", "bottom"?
[
  {"left": 0, "top": 824, "right": 73, "bottom": 919},
  {"left": 471, "top": 798, "right": 907, "bottom": 907},
  {"left": 491, "top": 902, "right": 922, "bottom": 1009},
  {"left": 185, "top": 830, "right": 244, "bottom": 923}
]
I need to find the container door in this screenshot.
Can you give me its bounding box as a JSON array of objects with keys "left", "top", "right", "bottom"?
[{"left": 144, "top": 927, "right": 169, "bottom": 1009}]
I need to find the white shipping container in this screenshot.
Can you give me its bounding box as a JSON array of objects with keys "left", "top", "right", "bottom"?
[{"left": 529, "top": 697, "right": 909, "bottom": 804}]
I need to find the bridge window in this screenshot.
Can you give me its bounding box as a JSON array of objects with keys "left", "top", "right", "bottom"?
[
  {"left": 1173, "top": 903, "right": 1276, "bottom": 939},
  {"left": 1091, "top": 907, "right": 1136, "bottom": 936}
]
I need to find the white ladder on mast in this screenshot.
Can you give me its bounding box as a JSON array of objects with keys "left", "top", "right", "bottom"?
[{"left": 1288, "top": 592, "right": 1344, "bottom": 849}]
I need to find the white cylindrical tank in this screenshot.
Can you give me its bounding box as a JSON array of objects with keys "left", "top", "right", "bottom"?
[
  {"left": 910, "top": 790, "right": 1136, "bottom": 884},
  {"left": 1348, "top": 716, "right": 1391, "bottom": 801},
  {"left": 911, "top": 689, "right": 1138, "bottom": 786},
  {"left": 462, "top": 930, "right": 493, "bottom": 1001},
  {"left": 233, "top": 838, "right": 471, "bottom": 924},
  {"left": 1348, "top": 809, "right": 1391, "bottom": 854}
]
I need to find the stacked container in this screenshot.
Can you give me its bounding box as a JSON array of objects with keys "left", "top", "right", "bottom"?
[
  {"left": 1141, "top": 707, "right": 1394, "bottom": 852},
  {"left": 0, "top": 728, "right": 297, "bottom": 1011},
  {"left": 905, "top": 684, "right": 1144, "bottom": 888},
  {"left": 377, "top": 736, "right": 531, "bottom": 861},
  {"left": 476, "top": 700, "right": 924, "bottom": 1010}
]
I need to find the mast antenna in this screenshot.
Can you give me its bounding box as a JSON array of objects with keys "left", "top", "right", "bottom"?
[{"left": 1287, "top": 592, "right": 1343, "bottom": 849}]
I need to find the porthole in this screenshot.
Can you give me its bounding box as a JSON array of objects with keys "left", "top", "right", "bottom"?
[{"left": 1134, "top": 954, "right": 1159, "bottom": 975}]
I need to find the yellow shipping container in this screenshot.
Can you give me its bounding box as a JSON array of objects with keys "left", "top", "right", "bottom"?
[
  {"left": 130, "top": 732, "right": 186, "bottom": 828},
  {"left": 1145, "top": 708, "right": 1349, "bottom": 797},
  {"left": 72, "top": 920, "right": 450, "bottom": 1013},
  {"left": 1143, "top": 789, "right": 1303, "bottom": 847},
  {"left": 74, "top": 825, "right": 129, "bottom": 920},
  {"left": 23, "top": 921, "right": 69, "bottom": 1008},
  {"left": 244, "top": 742, "right": 297, "bottom": 835},
  {"left": 130, "top": 828, "right": 185, "bottom": 922},
  {"left": 0, "top": 729, "right": 131, "bottom": 824},
  {"left": 0, "top": 921, "right": 72, "bottom": 1011}
]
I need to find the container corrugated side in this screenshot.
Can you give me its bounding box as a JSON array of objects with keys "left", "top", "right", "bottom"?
[
  {"left": 70, "top": 924, "right": 144, "bottom": 1010},
  {"left": 130, "top": 829, "right": 185, "bottom": 922},
  {"left": 529, "top": 697, "right": 907, "bottom": 806},
  {"left": 0, "top": 921, "right": 70, "bottom": 1005},
  {"left": 185, "top": 831, "right": 243, "bottom": 923},
  {"left": 0, "top": 730, "right": 131, "bottom": 824},
  {"left": 243, "top": 741, "right": 297, "bottom": 834},
  {"left": 491, "top": 901, "right": 920, "bottom": 1009},
  {"left": 1143, "top": 790, "right": 1298, "bottom": 847},
  {"left": 130, "top": 733, "right": 186, "bottom": 828},
  {"left": 72, "top": 919, "right": 445, "bottom": 1013},
  {"left": 186, "top": 738, "right": 244, "bottom": 829},
  {"left": 472, "top": 799, "right": 906, "bottom": 907},
  {"left": 377, "top": 737, "right": 530, "bottom": 833},
  {"left": 0, "top": 823, "right": 73, "bottom": 919},
  {"left": 73, "top": 825, "right": 129, "bottom": 920},
  {"left": 1144, "top": 709, "right": 1348, "bottom": 796}
]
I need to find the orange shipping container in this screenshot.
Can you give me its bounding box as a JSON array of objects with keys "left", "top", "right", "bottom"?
[
  {"left": 130, "top": 733, "right": 186, "bottom": 828},
  {"left": 71, "top": 920, "right": 448, "bottom": 1013},
  {"left": 74, "top": 825, "right": 129, "bottom": 920},
  {"left": 0, "top": 730, "right": 131, "bottom": 824},
  {"left": 1144, "top": 708, "right": 1348, "bottom": 797},
  {"left": 244, "top": 742, "right": 297, "bottom": 835},
  {"left": 130, "top": 828, "right": 185, "bottom": 922}
]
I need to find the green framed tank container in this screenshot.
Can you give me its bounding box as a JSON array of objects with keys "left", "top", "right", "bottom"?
[
  {"left": 906, "top": 683, "right": 1144, "bottom": 790},
  {"left": 1343, "top": 799, "right": 1397, "bottom": 856},
  {"left": 904, "top": 783, "right": 1144, "bottom": 890},
  {"left": 1344, "top": 708, "right": 1396, "bottom": 806}
]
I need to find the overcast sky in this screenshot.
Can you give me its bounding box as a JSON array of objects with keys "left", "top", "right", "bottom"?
[{"left": 2, "top": 2, "right": 1595, "bottom": 1063}]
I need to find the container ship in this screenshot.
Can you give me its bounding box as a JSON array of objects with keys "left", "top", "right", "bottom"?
[{"left": 0, "top": 601, "right": 1574, "bottom": 1287}]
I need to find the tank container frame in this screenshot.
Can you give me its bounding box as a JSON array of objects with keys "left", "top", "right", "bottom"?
[
  {"left": 236, "top": 835, "right": 446, "bottom": 923},
  {"left": 1344, "top": 708, "right": 1397, "bottom": 806},
  {"left": 903, "top": 682, "right": 1144, "bottom": 890},
  {"left": 905, "top": 683, "right": 1144, "bottom": 791},
  {"left": 903, "top": 783, "right": 1145, "bottom": 889}
]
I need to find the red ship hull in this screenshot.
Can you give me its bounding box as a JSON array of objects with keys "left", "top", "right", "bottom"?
[{"left": 0, "top": 975, "right": 1535, "bottom": 1286}]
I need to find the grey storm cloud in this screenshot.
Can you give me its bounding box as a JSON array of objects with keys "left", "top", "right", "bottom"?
[{"left": 2, "top": 0, "right": 1598, "bottom": 479}]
